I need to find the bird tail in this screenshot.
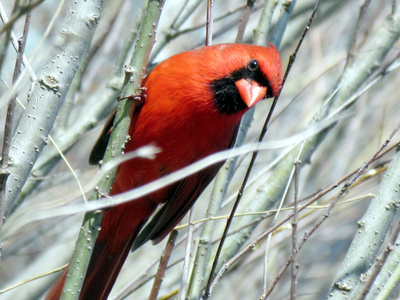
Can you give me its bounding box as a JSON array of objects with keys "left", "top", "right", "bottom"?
[
  {"left": 45, "top": 198, "right": 157, "bottom": 300},
  {"left": 45, "top": 266, "right": 69, "bottom": 300}
]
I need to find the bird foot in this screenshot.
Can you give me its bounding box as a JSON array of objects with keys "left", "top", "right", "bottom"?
[{"left": 118, "top": 87, "right": 147, "bottom": 107}]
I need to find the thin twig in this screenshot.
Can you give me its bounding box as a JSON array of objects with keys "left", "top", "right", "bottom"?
[
  {"left": 0, "top": 0, "right": 16, "bottom": 74},
  {"left": 263, "top": 157, "right": 296, "bottom": 294},
  {"left": 261, "top": 121, "right": 400, "bottom": 299},
  {"left": 0, "top": 0, "right": 19, "bottom": 162},
  {"left": 235, "top": 0, "right": 255, "bottom": 43},
  {"left": 0, "top": 264, "right": 68, "bottom": 294},
  {"left": 291, "top": 160, "right": 301, "bottom": 300},
  {"left": 11, "top": 3, "right": 31, "bottom": 83},
  {"left": 180, "top": 208, "right": 195, "bottom": 300},
  {"left": 203, "top": 90, "right": 279, "bottom": 300},
  {"left": 150, "top": 2, "right": 246, "bottom": 61},
  {"left": 149, "top": 230, "right": 178, "bottom": 300},
  {"left": 113, "top": 225, "right": 198, "bottom": 300},
  {"left": 171, "top": 0, "right": 199, "bottom": 30},
  {"left": 0, "top": 1, "right": 31, "bottom": 232},
  {"left": 48, "top": 136, "right": 87, "bottom": 203},
  {"left": 203, "top": 1, "right": 321, "bottom": 298},
  {"left": 187, "top": 3, "right": 258, "bottom": 296},
  {"left": 0, "top": 0, "right": 43, "bottom": 35},
  {"left": 261, "top": 258, "right": 292, "bottom": 300},
  {"left": 343, "top": 0, "right": 371, "bottom": 70},
  {"left": 114, "top": 256, "right": 184, "bottom": 300},
  {"left": 263, "top": 181, "right": 373, "bottom": 298},
  {"left": 216, "top": 83, "right": 400, "bottom": 300},
  {"left": 206, "top": 0, "right": 214, "bottom": 46}
]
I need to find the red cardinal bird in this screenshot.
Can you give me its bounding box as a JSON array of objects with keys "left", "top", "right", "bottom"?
[{"left": 46, "top": 43, "right": 282, "bottom": 299}]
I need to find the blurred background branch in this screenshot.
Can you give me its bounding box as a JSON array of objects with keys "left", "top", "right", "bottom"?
[{"left": 0, "top": 0, "right": 400, "bottom": 299}]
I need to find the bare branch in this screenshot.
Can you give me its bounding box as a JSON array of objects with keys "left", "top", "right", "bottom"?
[{"left": 149, "top": 230, "right": 178, "bottom": 300}]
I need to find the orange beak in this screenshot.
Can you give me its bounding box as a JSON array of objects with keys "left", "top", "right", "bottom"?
[{"left": 235, "top": 79, "right": 267, "bottom": 108}]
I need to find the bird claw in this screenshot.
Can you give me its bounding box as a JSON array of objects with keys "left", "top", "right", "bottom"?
[{"left": 118, "top": 87, "right": 147, "bottom": 107}]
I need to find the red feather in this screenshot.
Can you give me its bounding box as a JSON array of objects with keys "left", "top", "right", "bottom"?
[{"left": 46, "top": 43, "right": 282, "bottom": 299}]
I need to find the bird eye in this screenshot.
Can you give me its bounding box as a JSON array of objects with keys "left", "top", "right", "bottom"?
[{"left": 247, "top": 59, "right": 259, "bottom": 71}]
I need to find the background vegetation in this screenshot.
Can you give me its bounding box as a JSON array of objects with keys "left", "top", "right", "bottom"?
[{"left": 0, "top": 0, "right": 400, "bottom": 299}]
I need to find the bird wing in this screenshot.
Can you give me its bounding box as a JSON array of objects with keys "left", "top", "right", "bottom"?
[
  {"left": 131, "top": 162, "right": 223, "bottom": 250},
  {"left": 132, "top": 124, "right": 239, "bottom": 251},
  {"left": 89, "top": 111, "right": 116, "bottom": 165}
]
